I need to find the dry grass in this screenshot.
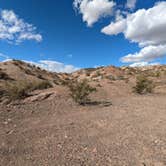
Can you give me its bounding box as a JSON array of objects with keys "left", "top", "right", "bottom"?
[{"left": 1, "top": 80, "right": 52, "bottom": 101}]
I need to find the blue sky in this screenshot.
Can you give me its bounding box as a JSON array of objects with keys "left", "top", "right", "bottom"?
[{"left": 0, "top": 0, "right": 166, "bottom": 72}]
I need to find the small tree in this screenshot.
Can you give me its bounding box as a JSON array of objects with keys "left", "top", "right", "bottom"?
[
  {"left": 133, "top": 75, "right": 155, "bottom": 94},
  {"left": 68, "top": 79, "right": 97, "bottom": 105}
]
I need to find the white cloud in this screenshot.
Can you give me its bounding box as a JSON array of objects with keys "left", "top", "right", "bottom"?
[
  {"left": 126, "top": 0, "right": 137, "bottom": 10},
  {"left": 125, "top": 2, "right": 166, "bottom": 47},
  {"left": 101, "top": 2, "right": 166, "bottom": 64},
  {"left": 129, "top": 62, "right": 160, "bottom": 67},
  {"left": 121, "top": 45, "right": 166, "bottom": 63},
  {"left": 101, "top": 18, "right": 126, "bottom": 35},
  {"left": 102, "top": 2, "right": 166, "bottom": 46},
  {"left": 25, "top": 60, "right": 79, "bottom": 73},
  {"left": 73, "top": 0, "right": 116, "bottom": 27},
  {"left": 0, "top": 10, "right": 42, "bottom": 43}
]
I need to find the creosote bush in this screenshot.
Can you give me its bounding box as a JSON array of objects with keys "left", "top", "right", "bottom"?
[
  {"left": 133, "top": 75, "right": 155, "bottom": 94},
  {"left": 68, "top": 79, "right": 97, "bottom": 105}
]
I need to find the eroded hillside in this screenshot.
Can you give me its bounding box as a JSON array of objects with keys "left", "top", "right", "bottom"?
[{"left": 0, "top": 60, "right": 166, "bottom": 166}]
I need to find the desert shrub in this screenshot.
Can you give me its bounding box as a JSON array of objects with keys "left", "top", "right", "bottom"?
[
  {"left": 12, "top": 60, "right": 25, "bottom": 68},
  {"left": 3, "top": 82, "right": 30, "bottom": 100},
  {"left": 0, "top": 71, "right": 10, "bottom": 80},
  {"left": 24, "top": 68, "right": 35, "bottom": 76},
  {"left": 116, "top": 75, "right": 125, "bottom": 80},
  {"left": 37, "top": 66, "right": 42, "bottom": 70},
  {"left": 37, "top": 74, "right": 46, "bottom": 80},
  {"left": 105, "top": 75, "right": 116, "bottom": 80},
  {"left": 133, "top": 75, "right": 155, "bottom": 94},
  {"left": 154, "top": 71, "right": 160, "bottom": 77},
  {"left": 60, "top": 78, "right": 73, "bottom": 86},
  {"left": 68, "top": 79, "right": 97, "bottom": 105},
  {"left": 32, "top": 80, "right": 52, "bottom": 90},
  {"left": 2, "top": 80, "right": 52, "bottom": 101},
  {"left": 12, "top": 59, "right": 24, "bottom": 64},
  {"left": 96, "top": 71, "right": 101, "bottom": 77}
]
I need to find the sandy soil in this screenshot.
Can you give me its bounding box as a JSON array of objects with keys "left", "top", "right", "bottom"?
[{"left": 0, "top": 84, "right": 166, "bottom": 166}]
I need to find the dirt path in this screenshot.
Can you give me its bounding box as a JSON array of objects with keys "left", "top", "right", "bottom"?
[{"left": 0, "top": 93, "right": 166, "bottom": 166}]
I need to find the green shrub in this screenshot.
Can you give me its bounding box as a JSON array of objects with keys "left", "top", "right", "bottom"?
[
  {"left": 133, "top": 75, "right": 155, "bottom": 94},
  {"left": 68, "top": 79, "right": 97, "bottom": 105}
]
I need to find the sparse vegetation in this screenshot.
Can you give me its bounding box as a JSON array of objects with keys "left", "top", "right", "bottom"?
[
  {"left": 2, "top": 81, "right": 30, "bottom": 100},
  {"left": 105, "top": 75, "right": 116, "bottom": 80},
  {"left": 32, "top": 80, "right": 52, "bottom": 90},
  {"left": 37, "top": 74, "right": 45, "bottom": 80},
  {"left": 133, "top": 75, "right": 155, "bottom": 94},
  {"left": 68, "top": 79, "right": 97, "bottom": 105},
  {"left": 116, "top": 75, "right": 125, "bottom": 80},
  {"left": 96, "top": 70, "right": 101, "bottom": 77},
  {"left": 24, "top": 68, "right": 36, "bottom": 76},
  {"left": 1, "top": 80, "right": 52, "bottom": 101},
  {"left": 0, "top": 70, "right": 10, "bottom": 80}
]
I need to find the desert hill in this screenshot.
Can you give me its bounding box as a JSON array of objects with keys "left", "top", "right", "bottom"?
[
  {"left": 0, "top": 60, "right": 166, "bottom": 103},
  {"left": 0, "top": 60, "right": 166, "bottom": 165},
  {"left": 0, "top": 60, "right": 166, "bottom": 85},
  {"left": 0, "top": 60, "right": 67, "bottom": 84}
]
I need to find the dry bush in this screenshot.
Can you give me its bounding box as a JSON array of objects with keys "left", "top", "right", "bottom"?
[
  {"left": 0, "top": 71, "right": 10, "bottom": 80},
  {"left": 1, "top": 80, "right": 52, "bottom": 101},
  {"left": 133, "top": 75, "right": 155, "bottom": 94},
  {"left": 116, "top": 75, "right": 125, "bottom": 80},
  {"left": 3, "top": 82, "right": 30, "bottom": 100},
  {"left": 24, "top": 68, "right": 36, "bottom": 76},
  {"left": 68, "top": 79, "right": 97, "bottom": 105},
  {"left": 37, "top": 74, "right": 46, "bottom": 80},
  {"left": 32, "top": 80, "right": 52, "bottom": 90},
  {"left": 105, "top": 75, "right": 116, "bottom": 80}
]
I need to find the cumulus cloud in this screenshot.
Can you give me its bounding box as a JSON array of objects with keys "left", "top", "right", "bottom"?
[
  {"left": 101, "top": 18, "right": 126, "bottom": 35},
  {"left": 25, "top": 60, "right": 79, "bottom": 73},
  {"left": 73, "top": 0, "right": 116, "bottom": 26},
  {"left": 0, "top": 10, "right": 42, "bottom": 43},
  {"left": 101, "top": 2, "right": 166, "bottom": 65},
  {"left": 102, "top": 2, "right": 166, "bottom": 45},
  {"left": 121, "top": 45, "right": 166, "bottom": 63},
  {"left": 129, "top": 62, "right": 160, "bottom": 67},
  {"left": 126, "top": 0, "right": 137, "bottom": 10}
]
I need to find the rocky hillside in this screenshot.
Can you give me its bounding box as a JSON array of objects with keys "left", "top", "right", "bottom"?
[
  {"left": 72, "top": 65, "right": 166, "bottom": 81},
  {"left": 1, "top": 60, "right": 166, "bottom": 83},
  {"left": 0, "top": 60, "right": 67, "bottom": 84},
  {"left": 0, "top": 60, "right": 72, "bottom": 103},
  {"left": 0, "top": 60, "right": 166, "bottom": 104},
  {"left": 0, "top": 60, "right": 166, "bottom": 166}
]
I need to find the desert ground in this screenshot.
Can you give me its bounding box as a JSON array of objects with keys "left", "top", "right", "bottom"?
[{"left": 0, "top": 60, "right": 166, "bottom": 166}]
